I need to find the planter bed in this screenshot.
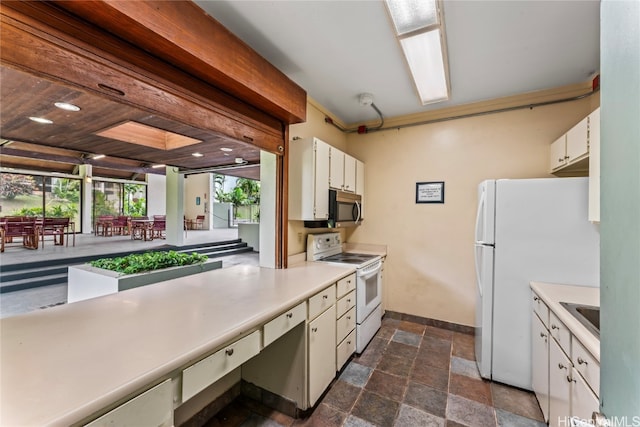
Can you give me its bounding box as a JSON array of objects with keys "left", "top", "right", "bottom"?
[{"left": 67, "top": 259, "right": 222, "bottom": 303}]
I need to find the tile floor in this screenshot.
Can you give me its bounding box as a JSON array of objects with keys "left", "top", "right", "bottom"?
[{"left": 203, "top": 317, "right": 546, "bottom": 427}]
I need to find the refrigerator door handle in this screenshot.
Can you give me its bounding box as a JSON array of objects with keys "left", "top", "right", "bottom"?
[
  {"left": 475, "top": 188, "right": 486, "bottom": 243},
  {"left": 474, "top": 243, "right": 484, "bottom": 297}
]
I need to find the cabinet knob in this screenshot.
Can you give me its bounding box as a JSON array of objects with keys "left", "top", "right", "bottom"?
[
  {"left": 225, "top": 348, "right": 234, "bottom": 356},
  {"left": 533, "top": 296, "right": 540, "bottom": 302},
  {"left": 551, "top": 324, "right": 559, "bottom": 330},
  {"left": 558, "top": 158, "right": 565, "bottom": 163},
  {"left": 312, "top": 327, "right": 318, "bottom": 333},
  {"left": 564, "top": 155, "right": 570, "bottom": 159},
  {"left": 577, "top": 357, "right": 588, "bottom": 365},
  {"left": 347, "top": 316, "right": 351, "bottom": 320},
  {"left": 323, "top": 295, "right": 328, "bottom": 299},
  {"left": 558, "top": 363, "right": 566, "bottom": 370},
  {"left": 347, "top": 299, "right": 351, "bottom": 303},
  {"left": 286, "top": 312, "right": 293, "bottom": 318},
  {"left": 566, "top": 375, "right": 576, "bottom": 383},
  {"left": 540, "top": 332, "right": 548, "bottom": 338}
]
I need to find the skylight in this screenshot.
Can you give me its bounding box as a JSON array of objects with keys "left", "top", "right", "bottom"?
[{"left": 385, "top": 0, "right": 450, "bottom": 105}]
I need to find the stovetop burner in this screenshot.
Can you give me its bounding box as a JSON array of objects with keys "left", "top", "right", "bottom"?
[{"left": 320, "top": 253, "right": 378, "bottom": 265}]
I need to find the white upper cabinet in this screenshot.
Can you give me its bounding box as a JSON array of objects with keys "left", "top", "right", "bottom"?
[
  {"left": 588, "top": 107, "right": 601, "bottom": 222},
  {"left": 329, "top": 147, "right": 358, "bottom": 193},
  {"left": 550, "top": 134, "right": 568, "bottom": 171},
  {"left": 329, "top": 147, "right": 344, "bottom": 191},
  {"left": 289, "top": 137, "right": 330, "bottom": 220},
  {"left": 566, "top": 116, "right": 590, "bottom": 164},
  {"left": 355, "top": 159, "right": 365, "bottom": 196}
]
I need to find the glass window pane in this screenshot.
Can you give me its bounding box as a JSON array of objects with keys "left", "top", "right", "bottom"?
[
  {"left": 124, "top": 183, "right": 147, "bottom": 216},
  {"left": 45, "top": 177, "right": 81, "bottom": 228},
  {"left": 93, "top": 181, "right": 122, "bottom": 226},
  {"left": 0, "top": 173, "right": 42, "bottom": 217}
]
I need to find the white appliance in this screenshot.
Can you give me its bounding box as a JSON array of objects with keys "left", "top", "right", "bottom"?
[
  {"left": 307, "top": 233, "right": 383, "bottom": 353},
  {"left": 474, "top": 177, "right": 599, "bottom": 390}
]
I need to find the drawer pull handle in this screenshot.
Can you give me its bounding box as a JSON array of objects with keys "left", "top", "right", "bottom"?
[
  {"left": 577, "top": 357, "right": 588, "bottom": 365},
  {"left": 566, "top": 375, "right": 576, "bottom": 383},
  {"left": 551, "top": 324, "right": 559, "bottom": 330},
  {"left": 534, "top": 296, "right": 540, "bottom": 301},
  {"left": 225, "top": 348, "right": 234, "bottom": 356},
  {"left": 323, "top": 295, "right": 328, "bottom": 299},
  {"left": 540, "top": 332, "right": 547, "bottom": 338},
  {"left": 286, "top": 313, "right": 293, "bottom": 318},
  {"left": 312, "top": 327, "right": 318, "bottom": 332},
  {"left": 347, "top": 316, "right": 351, "bottom": 320},
  {"left": 558, "top": 363, "right": 566, "bottom": 370},
  {"left": 347, "top": 340, "right": 351, "bottom": 344},
  {"left": 347, "top": 299, "right": 351, "bottom": 303}
]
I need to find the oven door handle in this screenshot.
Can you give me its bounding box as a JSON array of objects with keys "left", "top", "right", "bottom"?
[{"left": 358, "top": 263, "right": 381, "bottom": 280}]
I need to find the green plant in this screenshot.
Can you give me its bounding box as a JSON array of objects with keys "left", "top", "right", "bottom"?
[{"left": 89, "top": 251, "right": 208, "bottom": 275}]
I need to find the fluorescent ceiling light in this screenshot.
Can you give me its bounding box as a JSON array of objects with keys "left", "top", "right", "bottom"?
[
  {"left": 386, "top": 0, "right": 438, "bottom": 35},
  {"left": 151, "top": 164, "right": 166, "bottom": 169},
  {"left": 400, "top": 30, "right": 448, "bottom": 104},
  {"left": 54, "top": 102, "right": 81, "bottom": 112},
  {"left": 385, "top": 0, "right": 450, "bottom": 105},
  {"left": 92, "top": 154, "right": 106, "bottom": 160},
  {"left": 29, "top": 116, "right": 53, "bottom": 124},
  {"left": 192, "top": 152, "right": 204, "bottom": 157},
  {"left": 220, "top": 147, "right": 233, "bottom": 152}
]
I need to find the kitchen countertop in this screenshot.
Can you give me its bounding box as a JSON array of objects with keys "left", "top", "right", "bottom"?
[
  {"left": 530, "top": 281, "right": 600, "bottom": 361},
  {"left": 0, "top": 262, "right": 355, "bottom": 427}
]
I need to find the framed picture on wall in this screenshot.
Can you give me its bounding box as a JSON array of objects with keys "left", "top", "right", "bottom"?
[{"left": 416, "top": 181, "right": 445, "bottom": 204}]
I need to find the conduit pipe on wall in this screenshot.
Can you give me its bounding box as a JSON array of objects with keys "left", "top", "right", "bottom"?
[{"left": 326, "top": 88, "right": 599, "bottom": 135}]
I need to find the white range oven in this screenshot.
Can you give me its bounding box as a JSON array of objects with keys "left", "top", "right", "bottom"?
[{"left": 307, "top": 233, "right": 383, "bottom": 353}]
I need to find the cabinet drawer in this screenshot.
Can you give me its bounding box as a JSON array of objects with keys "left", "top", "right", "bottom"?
[
  {"left": 336, "top": 307, "right": 356, "bottom": 343},
  {"left": 571, "top": 338, "right": 600, "bottom": 396},
  {"left": 183, "top": 330, "right": 261, "bottom": 401},
  {"left": 532, "top": 292, "right": 549, "bottom": 327},
  {"left": 263, "top": 302, "right": 306, "bottom": 347},
  {"left": 337, "top": 329, "right": 356, "bottom": 371},
  {"left": 337, "top": 273, "right": 356, "bottom": 298},
  {"left": 85, "top": 379, "right": 173, "bottom": 427},
  {"left": 336, "top": 290, "right": 356, "bottom": 318},
  {"left": 549, "top": 311, "right": 571, "bottom": 356},
  {"left": 308, "top": 284, "right": 336, "bottom": 320}
]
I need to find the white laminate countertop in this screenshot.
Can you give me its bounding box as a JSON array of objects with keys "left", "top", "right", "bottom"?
[
  {"left": 530, "top": 281, "right": 600, "bottom": 361},
  {"left": 0, "top": 262, "right": 355, "bottom": 427}
]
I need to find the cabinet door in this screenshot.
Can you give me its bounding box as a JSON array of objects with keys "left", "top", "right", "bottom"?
[
  {"left": 550, "top": 135, "right": 567, "bottom": 172},
  {"left": 532, "top": 313, "right": 550, "bottom": 423},
  {"left": 314, "top": 140, "right": 331, "bottom": 219},
  {"left": 343, "top": 154, "right": 357, "bottom": 193},
  {"left": 356, "top": 159, "right": 365, "bottom": 196},
  {"left": 329, "top": 147, "right": 344, "bottom": 190},
  {"left": 308, "top": 305, "right": 337, "bottom": 406},
  {"left": 588, "top": 107, "right": 601, "bottom": 222},
  {"left": 566, "top": 116, "right": 589, "bottom": 163},
  {"left": 571, "top": 368, "right": 599, "bottom": 423},
  {"left": 549, "top": 338, "right": 571, "bottom": 427}
]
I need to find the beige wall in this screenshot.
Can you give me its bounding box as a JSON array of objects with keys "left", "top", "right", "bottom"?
[
  {"left": 287, "top": 94, "right": 599, "bottom": 326},
  {"left": 345, "top": 97, "right": 598, "bottom": 326}
]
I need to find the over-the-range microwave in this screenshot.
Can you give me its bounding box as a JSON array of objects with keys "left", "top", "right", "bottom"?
[{"left": 328, "top": 189, "right": 362, "bottom": 228}]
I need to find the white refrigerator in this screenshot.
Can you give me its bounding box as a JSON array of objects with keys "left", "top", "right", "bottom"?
[{"left": 474, "top": 177, "right": 599, "bottom": 390}]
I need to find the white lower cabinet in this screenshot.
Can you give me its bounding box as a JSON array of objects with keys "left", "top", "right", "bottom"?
[
  {"left": 308, "top": 304, "right": 337, "bottom": 406},
  {"left": 549, "top": 338, "right": 571, "bottom": 427},
  {"left": 532, "top": 313, "right": 550, "bottom": 422},
  {"left": 531, "top": 289, "right": 600, "bottom": 427},
  {"left": 85, "top": 379, "right": 173, "bottom": 427}
]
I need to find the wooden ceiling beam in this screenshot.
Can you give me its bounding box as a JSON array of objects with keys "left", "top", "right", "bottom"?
[
  {"left": 54, "top": 0, "right": 306, "bottom": 125},
  {"left": 0, "top": 147, "right": 162, "bottom": 175}
]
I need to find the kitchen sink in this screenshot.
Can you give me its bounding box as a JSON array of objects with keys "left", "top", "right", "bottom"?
[{"left": 560, "top": 302, "right": 600, "bottom": 338}]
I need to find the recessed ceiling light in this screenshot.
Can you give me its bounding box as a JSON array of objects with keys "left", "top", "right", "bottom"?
[
  {"left": 220, "top": 147, "right": 233, "bottom": 152},
  {"left": 92, "top": 154, "right": 106, "bottom": 160},
  {"left": 29, "top": 117, "right": 53, "bottom": 124},
  {"left": 151, "top": 164, "right": 166, "bottom": 169},
  {"left": 234, "top": 157, "right": 245, "bottom": 164},
  {"left": 192, "top": 152, "right": 204, "bottom": 157},
  {"left": 54, "top": 102, "right": 81, "bottom": 112}
]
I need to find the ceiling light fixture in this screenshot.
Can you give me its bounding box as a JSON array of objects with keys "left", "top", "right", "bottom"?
[
  {"left": 151, "top": 164, "right": 166, "bottom": 169},
  {"left": 234, "top": 157, "right": 245, "bottom": 164},
  {"left": 92, "top": 154, "right": 106, "bottom": 160},
  {"left": 192, "top": 152, "right": 204, "bottom": 157},
  {"left": 384, "top": 0, "right": 450, "bottom": 105},
  {"left": 29, "top": 117, "right": 53, "bottom": 124},
  {"left": 54, "top": 102, "right": 81, "bottom": 112},
  {"left": 220, "top": 147, "right": 233, "bottom": 152}
]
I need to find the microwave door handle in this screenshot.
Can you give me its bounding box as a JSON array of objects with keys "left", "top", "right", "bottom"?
[{"left": 354, "top": 201, "right": 362, "bottom": 224}]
